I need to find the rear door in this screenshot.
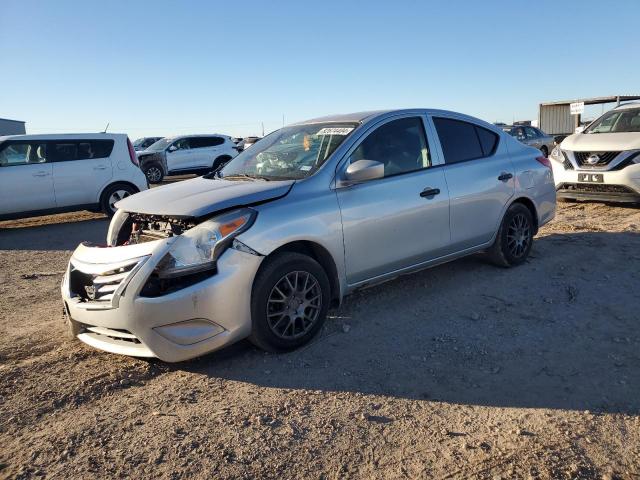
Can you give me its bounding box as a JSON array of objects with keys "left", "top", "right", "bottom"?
[
  {"left": 189, "top": 136, "right": 225, "bottom": 169},
  {"left": 51, "top": 139, "right": 114, "bottom": 207},
  {"left": 0, "top": 140, "right": 55, "bottom": 215},
  {"left": 336, "top": 115, "right": 451, "bottom": 285},
  {"left": 430, "top": 116, "right": 514, "bottom": 250}
]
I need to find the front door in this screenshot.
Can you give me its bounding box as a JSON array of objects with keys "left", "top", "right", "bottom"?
[
  {"left": 0, "top": 140, "right": 55, "bottom": 215},
  {"left": 336, "top": 116, "right": 451, "bottom": 285},
  {"left": 166, "top": 138, "right": 194, "bottom": 173}
]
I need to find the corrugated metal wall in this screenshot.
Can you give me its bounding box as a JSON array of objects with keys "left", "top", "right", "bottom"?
[
  {"left": 538, "top": 104, "right": 574, "bottom": 135},
  {"left": 0, "top": 119, "right": 26, "bottom": 136}
]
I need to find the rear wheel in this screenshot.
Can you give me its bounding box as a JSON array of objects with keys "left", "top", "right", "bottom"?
[
  {"left": 487, "top": 203, "right": 534, "bottom": 267},
  {"left": 143, "top": 164, "right": 164, "bottom": 183},
  {"left": 249, "top": 252, "right": 330, "bottom": 352},
  {"left": 211, "top": 155, "right": 232, "bottom": 172},
  {"left": 100, "top": 183, "right": 137, "bottom": 217}
]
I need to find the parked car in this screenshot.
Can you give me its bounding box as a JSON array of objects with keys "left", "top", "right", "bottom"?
[
  {"left": 240, "top": 136, "right": 261, "bottom": 151},
  {"left": 0, "top": 133, "right": 147, "bottom": 220},
  {"left": 61, "top": 109, "right": 556, "bottom": 362},
  {"left": 550, "top": 103, "right": 640, "bottom": 203},
  {"left": 137, "top": 134, "right": 239, "bottom": 183},
  {"left": 132, "top": 137, "right": 163, "bottom": 152},
  {"left": 502, "top": 126, "right": 555, "bottom": 157}
]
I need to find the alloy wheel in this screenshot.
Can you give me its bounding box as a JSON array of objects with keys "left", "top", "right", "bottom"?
[
  {"left": 266, "top": 271, "right": 322, "bottom": 339},
  {"left": 146, "top": 167, "right": 162, "bottom": 182},
  {"left": 506, "top": 213, "right": 531, "bottom": 258},
  {"left": 108, "top": 190, "right": 131, "bottom": 212}
]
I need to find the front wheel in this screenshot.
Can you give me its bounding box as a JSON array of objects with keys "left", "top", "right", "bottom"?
[
  {"left": 487, "top": 203, "right": 534, "bottom": 267},
  {"left": 540, "top": 146, "right": 549, "bottom": 157},
  {"left": 143, "top": 164, "right": 164, "bottom": 184},
  {"left": 249, "top": 252, "right": 330, "bottom": 352},
  {"left": 100, "top": 183, "right": 137, "bottom": 217}
]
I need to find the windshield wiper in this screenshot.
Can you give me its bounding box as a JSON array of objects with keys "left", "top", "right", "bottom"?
[{"left": 221, "top": 173, "right": 272, "bottom": 181}]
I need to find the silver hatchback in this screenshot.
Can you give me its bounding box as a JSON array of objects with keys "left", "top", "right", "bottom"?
[{"left": 62, "top": 109, "right": 556, "bottom": 361}]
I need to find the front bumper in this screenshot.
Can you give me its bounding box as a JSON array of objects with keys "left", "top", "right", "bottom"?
[
  {"left": 61, "top": 239, "right": 263, "bottom": 362},
  {"left": 551, "top": 160, "right": 640, "bottom": 204}
]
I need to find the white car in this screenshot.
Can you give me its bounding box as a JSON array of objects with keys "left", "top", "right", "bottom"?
[
  {"left": 0, "top": 133, "right": 148, "bottom": 219},
  {"left": 137, "top": 134, "right": 239, "bottom": 183},
  {"left": 551, "top": 103, "right": 640, "bottom": 203}
]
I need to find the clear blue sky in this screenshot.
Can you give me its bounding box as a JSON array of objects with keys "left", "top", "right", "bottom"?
[{"left": 1, "top": 0, "right": 638, "bottom": 138}]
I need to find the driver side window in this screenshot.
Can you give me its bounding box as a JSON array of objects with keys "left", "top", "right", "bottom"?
[
  {"left": 350, "top": 117, "right": 430, "bottom": 178},
  {"left": 172, "top": 138, "right": 191, "bottom": 150}
]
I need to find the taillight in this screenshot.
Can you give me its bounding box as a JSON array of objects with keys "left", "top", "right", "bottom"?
[
  {"left": 127, "top": 138, "right": 140, "bottom": 167},
  {"left": 536, "top": 156, "right": 552, "bottom": 169}
]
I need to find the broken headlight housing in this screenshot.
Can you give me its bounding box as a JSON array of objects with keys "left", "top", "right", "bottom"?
[
  {"left": 154, "top": 208, "right": 257, "bottom": 279},
  {"left": 550, "top": 147, "right": 564, "bottom": 162}
]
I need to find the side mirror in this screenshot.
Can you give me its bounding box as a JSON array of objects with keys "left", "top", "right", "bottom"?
[
  {"left": 168, "top": 145, "right": 178, "bottom": 152},
  {"left": 343, "top": 159, "right": 384, "bottom": 184}
]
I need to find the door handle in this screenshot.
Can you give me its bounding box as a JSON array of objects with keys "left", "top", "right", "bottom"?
[
  {"left": 93, "top": 165, "right": 108, "bottom": 170},
  {"left": 32, "top": 171, "right": 50, "bottom": 177},
  {"left": 420, "top": 187, "right": 440, "bottom": 198},
  {"left": 498, "top": 172, "right": 513, "bottom": 181}
]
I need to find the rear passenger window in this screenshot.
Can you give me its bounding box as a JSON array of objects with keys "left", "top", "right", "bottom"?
[
  {"left": 191, "top": 137, "right": 224, "bottom": 148},
  {"left": 49, "top": 140, "right": 114, "bottom": 162},
  {"left": 433, "top": 117, "right": 499, "bottom": 164}
]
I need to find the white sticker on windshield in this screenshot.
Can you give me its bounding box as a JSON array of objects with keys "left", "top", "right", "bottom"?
[
  {"left": 300, "top": 165, "right": 312, "bottom": 171},
  {"left": 316, "top": 127, "right": 354, "bottom": 136}
]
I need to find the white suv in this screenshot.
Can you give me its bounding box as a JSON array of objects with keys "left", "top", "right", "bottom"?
[
  {"left": 551, "top": 103, "right": 640, "bottom": 203},
  {"left": 137, "top": 134, "right": 239, "bottom": 183},
  {"left": 0, "top": 133, "right": 148, "bottom": 220}
]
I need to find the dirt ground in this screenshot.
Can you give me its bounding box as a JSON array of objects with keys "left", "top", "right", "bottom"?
[{"left": 1, "top": 200, "right": 639, "bottom": 479}]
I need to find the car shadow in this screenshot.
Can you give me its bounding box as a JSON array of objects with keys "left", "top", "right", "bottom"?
[
  {"left": 0, "top": 218, "right": 108, "bottom": 251},
  {"left": 168, "top": 231, "right": 640, "bottom": 415}
]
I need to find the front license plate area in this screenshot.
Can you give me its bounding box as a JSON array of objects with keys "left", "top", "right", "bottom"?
[{"left": 578, "top": 173, "right": 603, "bottom": 183}]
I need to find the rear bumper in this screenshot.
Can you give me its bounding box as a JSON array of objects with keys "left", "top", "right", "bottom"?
[{"left": 61, "top": 240, "right": 263, "bottom": 362}]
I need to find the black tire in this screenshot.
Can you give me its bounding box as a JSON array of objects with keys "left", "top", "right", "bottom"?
[
  {"left": 487, "top": 203, "right": 534, "bottom": 267},
  {"left": 211, "top": 155, "right": 232, "bottom": 172},
  {"left": 540, "top": 146, "right": 549, "bottom": 157},
  {"left": 143, "top": 163, "right": 164, "bottom": 184},
  {"left": 248, "top": 252, "right": 331, "bottom": 352},
  {"left": 100, "top": 183, "right": 137, "bottom": 217}
]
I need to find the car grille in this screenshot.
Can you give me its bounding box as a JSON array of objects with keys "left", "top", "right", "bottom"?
[
  {"left": 557, "top": 183, "right": 636, "bottom": 194},
  {"left": 573, "top": 151, "right": 620, "bottom": 167},
  {"left": 68, "top": 257, "right": 144, "bottom": 306}
]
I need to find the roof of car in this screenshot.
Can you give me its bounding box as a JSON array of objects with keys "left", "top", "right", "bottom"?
[
  {"left": 0, "top": 133, "right": 125, "bottom": 141},
  {"left": 614, "top": 102, "right": 640, "bottom": 110},
  {"left": 165, "top": 133, "right": 231, "bottom": 140}
]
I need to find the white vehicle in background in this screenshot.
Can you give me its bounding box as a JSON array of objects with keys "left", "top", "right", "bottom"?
[
  {"left": 551, "top": 103, "right": 640, "bottom": 203},
  {"left": 0, "top": 133, "right": 148, "bottom": 219},
  {"left": 133, "top": 136, "right": 163, "bottom": 151},
  {"left": 137, "top": 134, "right": 239, "bottom": 183}
]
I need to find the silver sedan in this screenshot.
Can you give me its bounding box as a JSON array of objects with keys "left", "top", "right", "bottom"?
[
  {"left": 503, "top": 125, "right": 556, "bottom": 157},
  {"left": 62, "top": 109, "right": 556, "bottom": 361}
]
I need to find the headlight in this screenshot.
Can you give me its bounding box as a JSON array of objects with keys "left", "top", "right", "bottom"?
[
  {"left": 155, "top": 208, "right": 256, "bottom": 279},
  {"left": 550, "top": 147, "right": 564, "bottom": 161}
]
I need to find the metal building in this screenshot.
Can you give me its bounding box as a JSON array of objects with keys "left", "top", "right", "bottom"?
[
  {"left": 0, "top": 118, "right": 26, "bottom": 136},
  {"left": 539, "top": 95, "right": 640, "bottom": 137}
]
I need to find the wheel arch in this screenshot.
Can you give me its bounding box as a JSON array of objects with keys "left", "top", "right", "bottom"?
[
  {"left": 98, "top": 181, "right": 140, "bottom": 205},
  {"left": 509, "top": 196, "right": 539, "bottom": 234},
  {"left": 257, "top": 240, "right": 342, "bottom": 307}
]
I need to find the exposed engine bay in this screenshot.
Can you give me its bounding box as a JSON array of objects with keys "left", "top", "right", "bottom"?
[{"left": 111, "top": 213, "right": 198, "bottom": 246}]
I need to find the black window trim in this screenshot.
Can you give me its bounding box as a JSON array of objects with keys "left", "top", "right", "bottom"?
[
  {"left": 432, "top": 116, "right": 500, "bottom": 165},
  {"left": 340, "top": 115, "right": 435, "bottom": 185}
]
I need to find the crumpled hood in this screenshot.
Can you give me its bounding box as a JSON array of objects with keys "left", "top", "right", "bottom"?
[
  {"left": 115, "top": 176, "right": 295, "bottom": 217},
  {"left": 562, "top": 132, "right": 640, "bottom": 152}
]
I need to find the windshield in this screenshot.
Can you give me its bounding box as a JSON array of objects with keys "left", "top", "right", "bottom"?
[
  {"left": 585, "top": 107, "right": 640, "bottom": 134},
  {"left": 146, "top": 138, "right": 174, "bottom": 151},
  {"left": 218, "top": 123, "right": 357, "bottom": 180},
  {"left": 133, "top": 138, "right": 145, "bottom": 147}
]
